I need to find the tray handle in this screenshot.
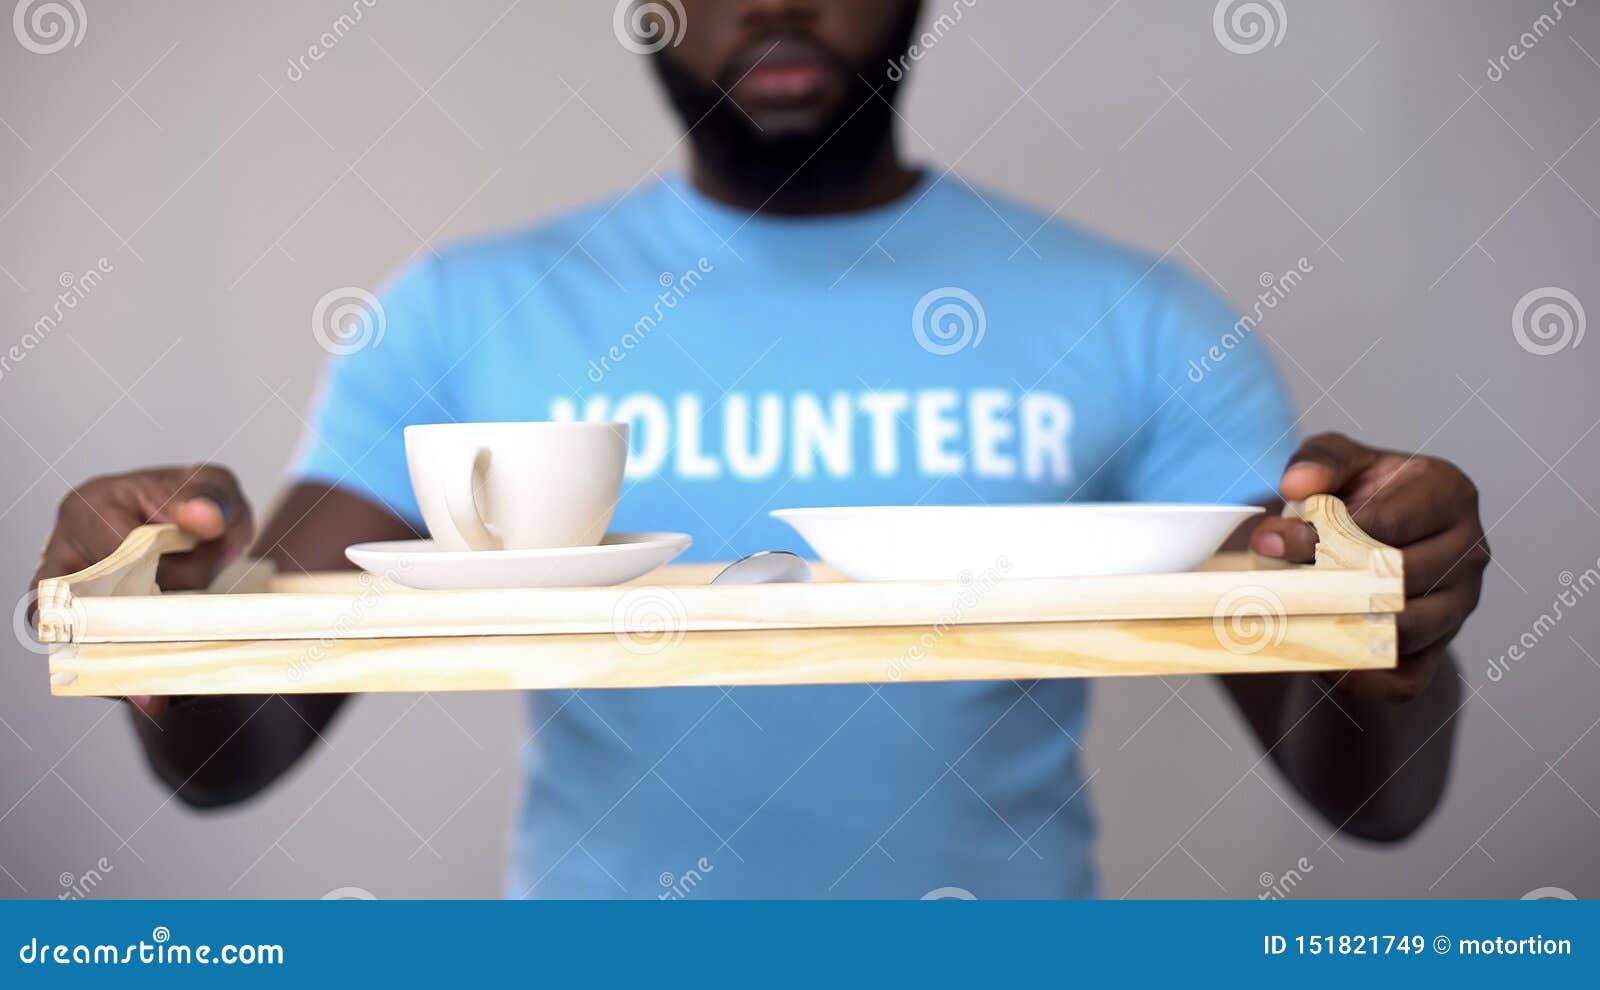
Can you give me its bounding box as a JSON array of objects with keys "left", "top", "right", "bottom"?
[
  {"left": 36, "top": 523, "right": 196, "bottom": 643},
  {"left": 1285, "top": 494, "right": 1403, "bottom": 578}
]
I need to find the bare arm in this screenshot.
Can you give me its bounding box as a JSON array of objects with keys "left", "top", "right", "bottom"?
[{"left": 32, "top": 470, "right": 417, "bottom": 808}]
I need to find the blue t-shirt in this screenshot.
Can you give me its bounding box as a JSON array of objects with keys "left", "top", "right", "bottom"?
[{"left": 294, "top": 172, "right": 1298, "bottom": 899}]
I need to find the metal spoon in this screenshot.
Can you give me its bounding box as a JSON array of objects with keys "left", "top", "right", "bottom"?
[{"left": 711, "top": 550, "right": 813, "bottom": 585}]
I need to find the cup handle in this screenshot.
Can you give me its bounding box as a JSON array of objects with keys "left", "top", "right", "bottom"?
[{"left": 445, "top": 446, "right": 500, "bottom": 550}]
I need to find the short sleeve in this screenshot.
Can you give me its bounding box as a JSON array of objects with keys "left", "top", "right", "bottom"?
[
  {"left": 290, "top": 256, "right": 450, "bottom": 528},
  {"left": 1114, "top": 262, "right": 1300, "bottom": 505}
]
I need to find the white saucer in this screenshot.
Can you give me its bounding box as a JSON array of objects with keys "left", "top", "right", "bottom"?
[{"left": 345, "top": 532, "right": 692, "bottom": 590}]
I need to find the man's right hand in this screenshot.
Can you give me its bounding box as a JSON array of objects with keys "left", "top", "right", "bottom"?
[{"left": 30, "top": 465, "right": 254, "bottom": 714}]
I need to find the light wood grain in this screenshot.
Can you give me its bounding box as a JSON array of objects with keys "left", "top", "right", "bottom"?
[
  {"left": 35, "top": 525, "right": 196, "bottom": 643},
  {"left": 1288, "top": 494, "right": 1404, "bottom": 581},
  {"left": 49, "top": 613, "right": 1396, "bottom": 696},
  {"left": 38, "top": 496, "right": 1404, "bottom": 696},
  {"left": 54, "top": 561, "right": 1397, "bottom": 644}
]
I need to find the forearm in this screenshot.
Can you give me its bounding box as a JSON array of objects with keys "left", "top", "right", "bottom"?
[
  {"left": 1222, "top": 655, "right": 1461, "bottom": 840},
  {"left": 132, "top": 694, "right": 346, "bottom": 807},
  {"left": 128, "top": 482, "right": 413, "bottom": 807}
]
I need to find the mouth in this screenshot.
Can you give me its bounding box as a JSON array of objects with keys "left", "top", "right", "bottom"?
[{"left": 725, "top": 36, "right": 840, "bottom": 108}]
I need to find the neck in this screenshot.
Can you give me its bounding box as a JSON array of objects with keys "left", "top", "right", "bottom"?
[{"left": 689, "top": 141, "right": 920, "bottom": 217}]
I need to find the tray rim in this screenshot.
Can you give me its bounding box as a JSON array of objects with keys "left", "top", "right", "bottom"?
[
  {"left": 37, "top": 495, "right": 1404, "bottom": 696},
  {"left": 36, "top": 495, "right": 1403, "bottom": 647}
]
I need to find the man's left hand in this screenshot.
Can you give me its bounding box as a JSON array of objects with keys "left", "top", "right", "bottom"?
[{"left": 1249, "top": 432, "right": 1489, "bottom": 702}]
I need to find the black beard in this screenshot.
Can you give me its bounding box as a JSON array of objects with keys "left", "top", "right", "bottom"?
[{"left": 649, "top": 5, "right": 921, "bottom": 211}]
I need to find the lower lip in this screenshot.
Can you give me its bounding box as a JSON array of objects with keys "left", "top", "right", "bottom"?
[{"left": 740, "top": 64, "right": 826, "bottom": 101}]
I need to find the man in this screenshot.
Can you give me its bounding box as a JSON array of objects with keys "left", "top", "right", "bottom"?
[{"left": 32, "top": 1, "right": 1486, "bottom": 898}]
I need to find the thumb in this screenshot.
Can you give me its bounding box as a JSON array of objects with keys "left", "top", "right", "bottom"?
[
  {"left": 171, "top": 496, "right": 227, "bottom": 541},
  {"left": 1280, "top": 432, "right": 1380, "bottom": 500},
  {"left": 140, "top": 465, "right": 251, "bottom": 549}
]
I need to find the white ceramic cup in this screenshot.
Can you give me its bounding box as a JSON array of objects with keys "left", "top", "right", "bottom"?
[{"left": 403, "top": 422, "right": 629, "bottom": 551}]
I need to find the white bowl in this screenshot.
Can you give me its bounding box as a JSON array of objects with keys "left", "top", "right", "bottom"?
[{"left": 770, "top": 504, "right": 1264, "bottom": 582}]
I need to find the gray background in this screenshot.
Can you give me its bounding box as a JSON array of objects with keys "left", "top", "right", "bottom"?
[{"left": 1, "top": 0, "right": 1597, "bottom": 899}]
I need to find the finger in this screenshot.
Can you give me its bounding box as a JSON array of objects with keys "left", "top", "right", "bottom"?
[
  {"left": 1249, "top": 515, "right": 1319, "bottom": 563},
  {"left": 1280, "top": 432, "right": 1381, "bottom": 501},
  {"left": 1328, "top": 642, "right": 1448, "bottom": 703},
  {"left": 144, "top": 466, "right": 255, "bottom": 576},
  {"left": 172, "top": 497, "right": 227, "bottom": 540},
  {"left": 1400, "top": 522, "right": 1489, "bottom": 597},
  {"left": 155, "top": 539, "right": 231, "bottom": 590},
  {"left": 129, "top": 695, "right": 168, "bottom": 718},
  {"left": 150, "top": 465, "right": 253, "bottom": 554},
  {"left": 1397, "top": 584, "right": 1478, "bottom": 656},
  {"left": 1342, "top": 460, "right": 1470, "bottom": 548},
  {"left": 36, "top": 466, "right": 253, "bottom": 592},
  {"left": 51, "top": 484, "right": 151, "bottom": 572}
]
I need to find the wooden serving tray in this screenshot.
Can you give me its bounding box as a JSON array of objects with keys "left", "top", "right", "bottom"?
[{"left": 38, "top": 495, "right": 1401, "bottom": 697}]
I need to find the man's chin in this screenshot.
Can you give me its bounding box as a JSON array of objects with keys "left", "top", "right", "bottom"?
[{"left": 741, "top": 105, "right": 839, "bottom": 138}]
